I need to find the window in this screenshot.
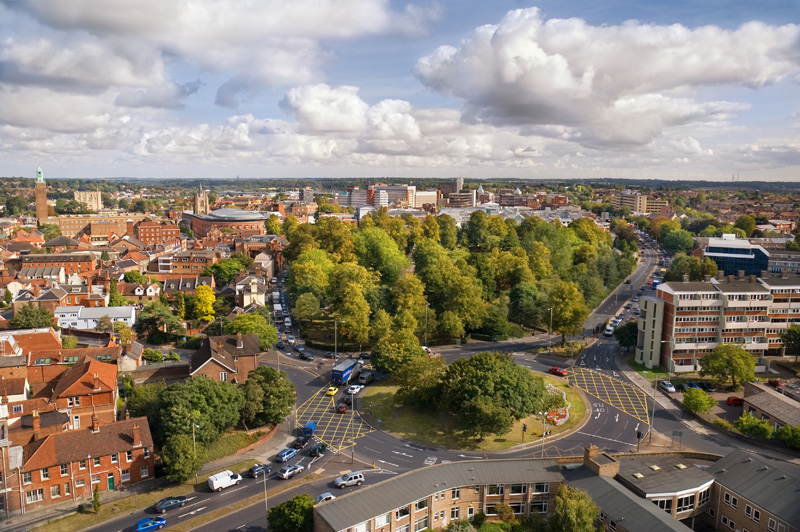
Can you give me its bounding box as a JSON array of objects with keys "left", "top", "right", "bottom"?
[
  {"left": 41, "top": 468, "right": 49, "bottom": 480},
  {"left": 654, "top": 499, "right": 672, "bottom": 512},
  {"left": 375, "top": 513, "right": 389, "bottom": 527},
  {"left": 676, "top": 494, "right": 695, "bottom": 512},
  {"left": 25, "top": 489, "right": 44, "bottom": 504},
  {"left": 60, "top": 464, "right": 68, "bottom": 476},
  {"left": 12, "top": 405, "right": 22, "bottom": 414},
  {"left": 510, "top": 484, "right": 527, "bottom": 495},
  {"left": 532, "top": 482, "right": 549, "bottom": 493},
  {"left": 485, "top": 505, "right": 497, "bottom": 516},
  {"left": 731, "top": 496, "right": 738, "bottom": 509},
  {"left": 111, "top": 453, "right": 118, "bottom": 464},
  {"left": 728, "top": 519, "right": 736, "bottom": 530},
  {"left": 397, "top": 526, "right": 410, "bottom": 532},
  {"left": 93, "top": 457, "right": 101, "bottom": 467},
  {"left": 451, "top": 487, "right": 460, "bottom": 499},
  {"left": 64, "top": 482, "right": 70, "bottom": 496},
  {"left": 778, "top": 524, "right": 785, "bottom": 532},
  {"left": 415, "top": 498, "right": 428, "bottom": 511},
  {"left": 67, "top": 396, "right": 81, "bottom": 407},
  {"left": 451, "top": 507, "right": 460, "bottom": 519},
  {"left": 144, "top": 447, "right": 150, "bottom": 459},
  {"left": 746, "top": 505, "right": 752, "bottom": 517},
  {"left": 508, "top": 503, "right": 525, "bottom": 514},
  {"left": 414, "top": 516, "right": 428, "bottom": 531},
  {"left": 722, "top": 516, "right": 729, "bottom": 526},
  {"left": 23, "top": 472, "right": 31, "bottom": 484},
  {"left": 706, "top": 508, "right": 715, "bottom": 517},
  {"left": 92, "top": 475, "right": 100, "bottom": 484},
  {"left": 51, "top": 484, "right": 61, "bottom": 498},
  {"left": 79, "top": 460, "right": 86, "bottom": 470},
  {"left": 140, "top": 466, "right": 149, "bottom": 478},
  {"left": 396, "top": 506, "right": 410, "bottom": 520},
  {"left": 768, "top": 520, "right": 778, "bottom": 532},
  {"left": 698, "top": 487, "right": 710, "bottom": 506},
  {"left": 753, "top": 509, "right": 760, "bottom": 523},
  {"left": 609, "top": 521, "right": 617, "bottom": 532},
  {"left": 75, "top": 479, "right": 85, "bottom": 488},
  {"left": 487, "top": 485, "right": 504, "bottom": 495},
  {"left": 220, "top": 372, "right": 227, "bottom": 382},
  {"left": 531, "top": 501, "right": 547, "bottom": 513},
  {"left": 126, "top": 451, "right": 133, "bottom": 462},
  {"left": 122, "top": 469, "right": 130, "bottom": 482},
  {"left": 724, "top": 492, "right": 731, "bottom": 504}
]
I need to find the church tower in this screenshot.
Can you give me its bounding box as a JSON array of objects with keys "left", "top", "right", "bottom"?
[
  {"left": 35, "top": 166, "right": 49, "bottom": 224},
  {"left": 194, "top": 185, "right": 209, "bottom": 215}
]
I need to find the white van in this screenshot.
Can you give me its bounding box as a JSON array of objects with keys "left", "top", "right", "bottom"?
[
  {"left": 604, "top": 326, "right": 615, "bottom": 337},
  {"left": 284, "top": 317, "right": 292, "bottom": 328},
  {"left": 208, "top": 470, "right": 242, "bottom": 492}
]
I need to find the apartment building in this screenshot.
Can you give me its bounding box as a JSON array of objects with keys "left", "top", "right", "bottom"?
[
  {"left": 20, "top": 253, "right": 97, "bottom": 275},
  {"left": 636, "top": 274, "right": 800, "bottom": 371},
  {"left": 170, "top": 249, "right": 222, "bottom": 275},
  {"left": 612, "top": 191, "right": 668, "bottom": 213},
  {"left": 132, "top": 219, "right": 180, "bottom": 247}
]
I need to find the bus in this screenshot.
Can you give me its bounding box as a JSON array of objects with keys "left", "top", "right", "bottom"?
[{"left": 273, "top": 303, "right": 283, "bottom": 318}]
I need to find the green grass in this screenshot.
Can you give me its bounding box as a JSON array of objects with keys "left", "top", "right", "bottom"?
[
  {"left": 626, "top": 355, "right": 670, "bottom": 378},
  {"left": 361, "top": 375, "right": 587, "bottom": 451},
  {"left": 206, "top": 430, "right": 264, "bottom": 461}
]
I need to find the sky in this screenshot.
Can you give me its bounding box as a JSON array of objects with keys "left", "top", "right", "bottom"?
[{"left": 0, "top": 0, "right": 798, "bottom": 182}]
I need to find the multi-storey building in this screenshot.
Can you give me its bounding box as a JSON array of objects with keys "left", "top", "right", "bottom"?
[
  {"left": 448, "top": 190, "right": 477, "bottom": 208},
  {"left": 612, "top": 191, "right": 668, "bottom": 213},
  {"left": 367, "top": 184, "right": 415, "bottom": 207},
  {"left": 636, "top": 274, "right": 800, "bottom": 371},
  {"left": 73, "top": 191, "right": 103, "bottom": 212},
  {"left": 414, "top": 190, "right": 439, "bottom": 208},
  {"left": 188, "top": 208, "right": 269, "bottom": 238},
  {"left": 132, "top": 219, "right": 180, "bottom": 247},
  {"left": 49, "top": 359, "right": 117, "bottom": 429},
  {"left": 438, "top": 177, "right": 463, "bottom": 199},
  {"left": 702, "top": 234, "right": 771, "bottom": 277},
  {"left": 20, "top": 253, "right": 97, "bottom": 275},
  {"left": 53, "top": 213, "right": 150, "bottom": 239},
  {"left": 169, "top": 249, "right": 222, "bottom": 275}
]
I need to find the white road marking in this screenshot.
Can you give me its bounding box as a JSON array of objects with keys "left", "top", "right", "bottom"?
[
  {"left": 392, "top": 451, "right": 413, "bottom": 458},
  {"left": 594, "top": 412, "right": 601, "bottom": 420},
  {"left": 458, "top": 454, "right": 482, "bottom": 459},
  {"left": 378, "top": 459, "right": 398, "bottom": 467},
  {"left": 179, "top": 506, "right": 207, "bottom": 518},
  {"left": 615, "top": 414, "right": 619, "bottom": 422},
  {"left": 635, "top": 423, "right": 639, "bottom": 431},
  {"left": 576, "top": 432, "right": 636, "bottom": 445}
]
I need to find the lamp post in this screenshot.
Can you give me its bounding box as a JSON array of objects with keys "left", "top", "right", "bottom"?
[
  {"left": 538, "top": 412, "right": 546, "bottom": 458},
  {"left": 547, "top": 308, "right": 553, "bottom": 352},
  {"left": 644, "top": 371, "right": 657, "bottom": 443},
  {"left": 192, "top": 420, "right": 200, "bottom": 485},
  {"left": 263, "top": 473, "right": 269, "bottom": 529},
  {"left": 334, "top": 319, "right": 344, "bottom": 358}
]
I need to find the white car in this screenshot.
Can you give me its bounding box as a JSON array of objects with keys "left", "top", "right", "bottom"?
[
  {"left": 287, "top": 335, "right": 296, "bottom": 345},
  {"left": 658, "top": 381, "right": 676, "bottom": 393},
  {"left": 604, "top": 326, "right": 615, "bottom": 337},
  {"left": 347, "top": 384, "right": 363, "bottom": 395},
  {"left": 278, "top": 464, "right": 304, "bottom": 479}
]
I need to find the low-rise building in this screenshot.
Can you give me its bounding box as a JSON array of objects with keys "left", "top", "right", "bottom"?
[
  {"left": 53, "top": 306, "right": 136, "bottom": 331},
  {"left": 189, "top": 333, "right": 260, "bottom": 384}
]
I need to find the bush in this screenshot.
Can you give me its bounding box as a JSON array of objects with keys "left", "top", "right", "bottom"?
[
  {"left": 472, "top": 512, "right": 487, "bottom": 528},
  {"left": 142, "top": 348, "right": 164, "bottom": 363},
  {"left": 682, "top": 388, "right": 715, "bottom": 414},
  {"left": 61, "top": 336, "right": 79, "bottom": 349},
  {"left": 775, "top": 425, "right": 800, "bottom": 450},
  {"left": 713, "top": 418, "right": 734, "bottom": 431},
  {"left": 734, "top": 412, "right": 774, "bottom": 439},
  {"left": 177, "top": 335, "right": 205, "bottom": 350}
]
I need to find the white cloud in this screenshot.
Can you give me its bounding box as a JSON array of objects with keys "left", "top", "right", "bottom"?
[
  {"left": 414, "top": 8, "right": 800, "bottom": 147},
  {"left": 282, "top": 84, "right": 369, "bottom": 134},
  {"left": 115, "top": 81, "right": 203, "bottom": 109}
]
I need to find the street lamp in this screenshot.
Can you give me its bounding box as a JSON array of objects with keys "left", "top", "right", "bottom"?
[
  {"left": 537, "top": 411, "right": 546, "bottom": 458},
  {"left": 263, "top": 473, "right": 269, "bottom": 529},
  {"left": 547, "top": 308, "right": 553, "bottom": 352},
  {"left": 334, "top": 319, "right": 344, "bottom": 358},
  {"left": 644, "top": 371, "right": 657, "bottom": 443}
]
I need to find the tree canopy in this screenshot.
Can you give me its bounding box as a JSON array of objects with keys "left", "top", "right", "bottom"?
[
  {"left": 546, "top": 485, "right": 599, "bottom": 532},
  {"left": 699, "top": 344, "right": 755, "bottom": 388},
  {"left": 267, "top": 494, "right": 315, "bottom": 532},
  {"left": 10, "top": 304, "right": 54, "bottom": 329},
  {"left": 224, "top": 313, "right": 278, "bottom": 350}
]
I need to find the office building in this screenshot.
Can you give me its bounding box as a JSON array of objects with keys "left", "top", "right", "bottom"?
[
  {"left": 438, "top": 177, "right": 464, "bottom": 199},
  {"left": 612, "top": 191, "right": 668, "bottom": 213},
  {"left": 703, "top": 234, "right": 770, "bottom": 277}
]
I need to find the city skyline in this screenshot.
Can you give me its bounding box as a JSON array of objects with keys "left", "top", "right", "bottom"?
[{"left": 0, "top": 1, "right": 798, "bottom": 181}]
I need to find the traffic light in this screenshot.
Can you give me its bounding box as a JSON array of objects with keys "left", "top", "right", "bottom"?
[{"left": 522, "top": 424, "right": 527, "bottom": 433}]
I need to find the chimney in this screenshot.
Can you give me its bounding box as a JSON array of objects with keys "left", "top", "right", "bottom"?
[
  {"left": 126, "top": 220, "right": 135, "bottom": 238},
  {"left": 737, "top": 270, "right": 745, "bottom": 280},
  {"left": 217, "top": 339, "right": 223, "bottom": 351},
  {"left": 237, "top": 331, "right": 243, "bottom": 349},
  {"left": 93, "top": 372, "right": 100, "bottom": 391},
  {"left": 132, "top": 422, "right": 141, "bottom": 447},
  {"left": 749, "top": 275, "right": 756, "bottom": 283},
  {"left": 91, "top": 414, "right": 99, "bottom": 433},
  {"left": 704, "top": 275, "right": 711, "bottom": 282},
  {"left": 728, "top": 275, "right": 734, "bottom": 284},
  {"left": 717, "top": 270, "right": 725, "bottom": 281},
  {"left": 124, "top": 410, "right": 130, "bottom": 420},
  {"left": 32, "top": 410, "right": 40, "bottom": 438},
  {"left": 682, "top": 274, "right": 690, "bottom": 283},
  {"left": 761, "top": 270, "right": 768, "bottom": 279}
]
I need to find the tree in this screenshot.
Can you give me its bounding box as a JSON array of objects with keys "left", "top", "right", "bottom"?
[
  {"left": 775, "top": 425, "right": 800, "bottom": 450},
  {"left": 699, "top": 344, "right": 755, "bottom": 388},
  {"left": 100, "top": 249, "right": 110, "bottom": 261},
  {"left": 10, "top": 304, "right": 54, "bottom": 329},
  {"left": 372, "top": 323, "right": 425, "bottom": 375},
  {"left": 682, "top": 388, "right": 715, "bottom": 414},
  {"left": 39, "top": 223, "right": 61, "bottom": 242},
  {"left": 292, "top": 292, "right": 320, "bottom": 323},
  {"left": 161, "top": 434, "right": 205, "bottom": 483},
  {"left": 265, "top": 214, "right": 282, "bottom": 235},
  {"left": 92, "top": 485, "right": 101, "bottom": 513},
  {"left": 142, "top": 348, "right": 164, "bottom": 363},
  {"left": 127, "top": 382, "right": 166, "bottom": 420},
  {"left": 61, "top": 336, "right": 78, "bottom": 349},
  {"left": 3, "top": 289, "right": 12, "bottom": 306},
  {"left": 240, "top": 366, "right": 296, "bottom": 426},
  {"left": 734, "top": 215, "right": 757, "bottom": 237},
  {"left": 136, "top": 302, "right": 186, "bottom": 342},
  {"left": 124, "top": 271, "right": 148, "bottom": 284},
  {"left": 354, "top": 226, "right": 409, "bottom": 285},
  {"left": 394, "top": 356, "right": 445, "bottom": 408},
  {"left": 204, "top": 258, "right": 246, "bottom": 285},
  {"left": 175, "top": 292, "right": 186, "bottom": 320},
  {"left": 224, "top": 313, "right": 278, "bottom": 350},
  {"left": 662, "top": 229, "right": 694, "bottom": 255},
  {"left": 267, "top": 494, "right": 315, "bottom": 532},
  {"left": 108, "top": 279, "right": 128, "bottom": 307},
  {"left": 113, "top": 322, "right": 133, "bottom": 346},
  {"left": 194, "top": 285, "right": 216, "bottom": 323},
  {"left": 546, "top": 282, "right": 589, "bottom": 346},
  {"left": 780, "top": 323, "right": 800, "bottom": 364},
  {"left": 734, "top": 412, "right": 774, "bottom": 439},
  {"left": 231, "top": 252, "right": 254, "bottom": 271},
  {"left": 94, "top": 315, "right": 114, "bottom": 334},
  {"left": 613, "top": 322, "right": 638, "bottom": 351},
  {"left": 546, "top": 485, "right": 598, "bottom": 532},
  {"left": 437, "top": 214, "right": 458, "bottom": 249}
]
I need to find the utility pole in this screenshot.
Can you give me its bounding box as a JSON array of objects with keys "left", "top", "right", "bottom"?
[
  {"left": 548, "top": 308, "right": 553, "bottom": 352},
  {"left": 263, "top": 474, "right": 269, "bottom": 529}
]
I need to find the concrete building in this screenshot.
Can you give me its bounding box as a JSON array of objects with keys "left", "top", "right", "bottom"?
[
  {"left": 636, "top": 274, "right": 800, "bottom": 371},
  {"left": 300, "top": 186, "right": 315, "bottom": 203},
  {"left": 414, "top": 190, "right": 438, "bottom": 208},
  {"left": 188, "top": 208, "right": 269, "bottom": 238},
  {"left": 704, "top": 234, "right": 770, "bottom": 277},
  {"left": 613, "top": 191, "right": 668, "bottom": 213},
  {"left": 73, "top": 190, "right": 103, "bottom": 212},
  {"left": 34, "top": 166, "right": 49, "bottom": 224},
  {"left": 346, "top": 186, "right": 369, "bottom": 207},
  {"left": 448, "top": 190, "right": 477, "bottom": 208},
  {"left": 368, "top": 184, "right": 415, "bottom": 207},
  {"left": 54, "top": 306, "right": 136, "bottom": 330},
  {"left": 438, "top": 177, "right": 463, "bottom": 199}
]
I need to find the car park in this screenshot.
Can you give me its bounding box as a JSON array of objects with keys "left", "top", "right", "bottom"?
[
  {"left": 291, "top": 436, "right": 310, "bottom": 449},
  {"left": 309, "top": 443, "right": 328, "bottom": 457},
  {"left": 276, "top": 448, "right": 298, "bottom": 462},
  {"left": 658, "top": 381, "right": 676, "bottom": 393},
  {"left": 326, "top": 387, "right": 338, "bottom": 396},
  {"left": 249, "top": 464, "right": 272, "bottom": 478},
  {"left": 316, "top": 492, "right": 336, "bottom": 503},
  {"left": 726, "top": 396, "right": 744, "bottom": 406},
  {"left": 347, "top": 384, "right": 364, "bottom": 395},
  {"left": 549, "top": 367, "right": 568, "bottom": 377},
  {"left": 336, "top": 402, "right": 347, "bottom": 414},
  {"left": 135, "top": 517, "right": 167, "bottom": 531},
  {"left": 335, "top": 471, "right": 365, "bottom": 488},
  {"left": 278, "top": 464, "right": 304, "bottom": 479},
  {"left": 154, "top": 496, "right": 187, "bottom": 513}
]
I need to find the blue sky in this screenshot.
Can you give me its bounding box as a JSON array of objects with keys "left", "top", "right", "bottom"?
[{"left": 0, "top": 0, "right": 798, "bottom": 181}]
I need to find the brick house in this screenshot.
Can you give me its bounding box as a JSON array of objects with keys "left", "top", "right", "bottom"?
[
  {"left": 189, "top": 333, "right": 260, "bottom": 383},
  {"left": 49, "top": 359, "right": 117, "bottom": 429},
  {"left": 20, "top": 253, "right": 97, "bottom": 275},
  {"left": 0, "top": 416, "right": 155, "bottom": 517}
]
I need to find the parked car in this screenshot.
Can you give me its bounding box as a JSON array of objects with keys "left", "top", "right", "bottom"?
[
  {"left": 276, "top": 340, "right": 285, "bottom": 349},
  {"left": 278, "top": 464, "right": 305, "bottom": 479},
  {"left": 334, "top": 471, "right": 365, "bottom": 488},
  {"left": 154, "top": 496, "right": 187, "bottom": 513},
  {"left": 326, "top": 387, "right": 338, "bottom": 396},
  {"left": 658, "top": 381, "right": 676, "bottom": 393},
  {"left": 768, "top": 379, "right": 786, "bottom": 388},
  {"left": 276, "top": 448, "right": 298, "bottom": 463},
  {"left": 632, "top": 296, "right": 640, "bottom": 302},
  {"left": 347, "top": 384, "right": 364, "bottom": 395},
  {"left": 135, "top": 517, "right": 167, "bottom": 532},
  {"left": 249, "top": 464, "right": 272, "bottom": 478},
  {"left": 315, "top": 492, "right": 336, "bottom": 503},
  {"left": 675, "top": 382, "right": 686, "bottom": 392},
  {"left": 336, "top": 402, "right": 347, "bottom": 414},
  {"left": 685, "top": 382, "right": 702, "bottom": 390},
  {"left": 699, "top": 382, "right": 716, "bottom": 393},
  {"left": 291, "top": 436, "right": 310, "bottom": 449},
  {"left": 309, "top": 443, "right": 328, "bottom": 457},
  {"left": 726, "top": 396, "right": 744, "bottom": 406},
  {"left": 549, "top": 367, "right": 568, "bottom": 377}
]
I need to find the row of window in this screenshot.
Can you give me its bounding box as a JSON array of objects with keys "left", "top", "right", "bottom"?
[
  {"left": 25, "top": 468, "right": 148, "bottom": 504},
  {"left": 23, "top": 450, "right": 149, "bottom": 484}
]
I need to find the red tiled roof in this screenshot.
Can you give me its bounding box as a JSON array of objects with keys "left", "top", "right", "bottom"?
[
  {"left": 13, "top": 329, "right": 62, "bottom": 354},
  {"left": 50, "top": 359, "right": 117, "bottom": 400},
  {"left": 23, "top": 417, "right": 154, "bottom": 470},
  {"left": 0, "top": 377, "right": 26, "bottom": 395}
]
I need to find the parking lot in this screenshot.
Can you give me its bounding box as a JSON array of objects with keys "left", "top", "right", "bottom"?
[
  {"left": 570, "top": 367, "right": 652, "bottom": 425},
  {"left": 295, "top": 386, "right": 374, "bottom": 452}
]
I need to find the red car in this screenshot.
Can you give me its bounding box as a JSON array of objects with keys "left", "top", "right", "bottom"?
[
  {"left": 549, "top": 367, "right": 568, "bottom": 377},
  {"left": 726, "top": 396, "right": 744, "bottom": 406},
  {"left": 768, "top": 379, "right": 786, "bottom": 388}
]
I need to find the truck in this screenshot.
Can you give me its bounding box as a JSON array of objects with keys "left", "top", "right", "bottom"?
[
  {"left": 273, "top": 303, "right": 283, "bottom": 318},
  {"left": 331, "top": 359, "right": 361, "bottom": 386},
  {"left": 272, "top": 291, "right": 281, "bottom": 303},
  {"left": 652, "top": 280, "right": 660, "bottom": 288},
  {"left": 208, "top": 470, "right": 241, "bottom": 492},
  {"left": 303, "top": 421, "right": 317, "bottom": 437},
  {"left": 358, "top": 370, "right": 375, "bottom": 385}
]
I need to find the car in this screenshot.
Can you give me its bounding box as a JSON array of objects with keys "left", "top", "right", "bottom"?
[
  {"left": 276, "top": 340, "right": 285, "bottom": 349},
  {"left": 685, "top": 381, "right": 702, "bottom": 390},
  {"left": 548, "top": 367, "right": 568, "bottom": 377},
  {"left": 326, "top": 386, "right": 338, "bottom": 396},
  {"left": 154, "top": 496, "right": 187, "bottom": 513},
  {"left": 344, "top": 395, "right": 353, "bottom": 405},
  {"left": 334, "top": 471, "right": 365, "bottom": 488},
  {"left": 658, "top": 381, "right": 676, "bottom": 393},
  {"left": 628, "top": 316, "right": 636, "bottom": 321},
  {"left": 637, "top": 289, "right": 644, "bottom": 296},
  {"left": 325, "top": 352, "right": 340, "bottom": 359},
  {"left": 699, "top": 382, "right": 716, "bottom": 393},
  {"left": 625, "top": 303, "right": 632, "bottom": 309},
  {"left": 632, "top": 296, "right": 639, "bottom": 302},
  {"left": 299, "top": 350, "right": 314, "bottom": 361},
  {"left": 135, "top": 517, "right": 167, "bottom": 532},
  {"left": 249, "top": 464, "right": 272, "bottom": 478},
  {"left": 726, "top": 396, "right": 744, "bottom": 406},
  {"left": 291, "top": 436, "right": 310, "bottom": 449},
  {"left": 634, "top": 308, "right": 641, "bottom": 315},
  {"left": 315, "top": 492, "right": 336, "bottom": 503},
  {"left": 359, "top": 352, "right": 371, "bottom": 359},
  {"left": 768, "top": 379, "right": 786, "bottom": 388},
  {"left": 276, "top": 448, "right": 298, "bottom": 463},
  {"left": 336, "top": 402, "right": 347, "bottom": 414},
  {"left": 347, "top": 384, "right": 364, "bottom": 395},
  {"left": 675, "top": 383, "right": 686, "bottom": 392},
  {"left": 309, "top": 443, "right": 328, "bottom": 457},
  {"left": 287, "top": 335, "right": 296, "bottom": 345},
  {"left": 278, "top": 464, "right": 305, "bottom": 479},
  {"left": 604, "top": 327, "right": 615, "bottom": 337}
]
